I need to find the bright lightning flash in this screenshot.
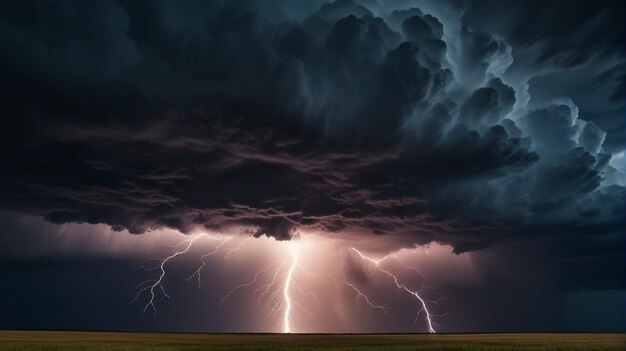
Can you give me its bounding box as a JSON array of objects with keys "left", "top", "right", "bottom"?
[
  {"left": 221, "top": 240, "right": 316, "bottom": 333},
  {"left": 283, "top": 244, "right": 297, "bottom": 333},
  {"left": 133, "top": 232, "right": 446, "bottom": 333}
]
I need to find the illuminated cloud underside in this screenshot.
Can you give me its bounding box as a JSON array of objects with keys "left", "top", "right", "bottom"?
[{"left": 133, "top": 232, "right": 448, "bottom": 333}]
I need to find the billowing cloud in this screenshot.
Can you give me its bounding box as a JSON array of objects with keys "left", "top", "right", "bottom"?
[{"left": 0, "top": 0, "right": 623, "bottom": 292}]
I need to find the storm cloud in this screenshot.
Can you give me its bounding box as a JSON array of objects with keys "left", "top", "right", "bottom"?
[{"left": 0, "top": 0, "right": 624, "bottom": 293}]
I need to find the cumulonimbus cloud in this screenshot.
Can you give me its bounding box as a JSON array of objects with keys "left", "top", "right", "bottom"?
[{"left": 0, "top": 0, "right": 623, "bottom": 285}]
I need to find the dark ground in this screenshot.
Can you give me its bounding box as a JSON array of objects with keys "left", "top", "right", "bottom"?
[{"left": 0, "top": 331, "right": 624, "bottom": 350}]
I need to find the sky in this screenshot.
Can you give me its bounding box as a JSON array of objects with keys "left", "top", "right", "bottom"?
[{"left": 0, "top": 0, "right": 624, "bottom": 333}]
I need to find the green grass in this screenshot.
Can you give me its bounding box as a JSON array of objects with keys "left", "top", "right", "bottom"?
[{"left": 0, "top": 331, "right": 624, "bottom": 350}]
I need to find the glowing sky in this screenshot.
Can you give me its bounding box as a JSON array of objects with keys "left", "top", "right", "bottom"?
[{"left": 0, "top": 0, "right": 624, "bottom": 333}]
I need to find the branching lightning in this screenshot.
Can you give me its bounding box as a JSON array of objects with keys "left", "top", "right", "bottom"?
[
  {"left": 133, "top": 234, "right": 203, "bottom": 314},
  {"left": 134, "top": 233, "right": 231, "bottom": 313},
  {"left": 221, "top": 241, "right": 316, "bottom": 333},
  {"left": 348, "top": 247, "right": 442, "bottom": 333},
  {"left": 134, "top": 233, "right": 445, "bottom": 333}
]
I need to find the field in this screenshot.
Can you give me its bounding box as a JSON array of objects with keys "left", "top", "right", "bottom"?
[{"left": 0, "top": 331, "right": 624, "bottom": 351}]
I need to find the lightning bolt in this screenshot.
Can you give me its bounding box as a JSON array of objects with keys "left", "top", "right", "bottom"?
[
  {"left": 282, "top": 244, "right": 297, "bottom": 333},
  {"left": 220, "top": 240, "right": 314, "bottom": 333},
  {"left": 134, "top": 233, "right": 443, "bottom": 333},
  {"left": 134, "top": 233, "right": 233, "bottom": 313},
  {"left": 349, "top": 247, "right": 440, "bottom": 333},
  {"left": 133, "top": 234, "right": 203, "bottom": 314}
]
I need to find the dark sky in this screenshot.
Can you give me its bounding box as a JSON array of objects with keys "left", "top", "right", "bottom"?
[{"left": 0, "top": 0, "right": 624, "bottom": 333}]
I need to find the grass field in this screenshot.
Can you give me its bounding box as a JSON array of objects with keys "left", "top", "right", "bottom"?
[{"left": 0, "top": 331, "right": 624, "bottom": 350}]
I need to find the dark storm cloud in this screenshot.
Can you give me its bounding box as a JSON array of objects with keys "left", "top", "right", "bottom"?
[
  {"left": 454, "top": 0, "right": 626, "bottom": 151},
  {"left": 457, "top": 0, "right": 625, "bottom": 70},
  {"left": 0, "top": 0, "right": 624, "bottom": 291}
]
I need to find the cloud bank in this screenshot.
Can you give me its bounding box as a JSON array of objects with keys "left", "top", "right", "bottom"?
[{"left": 0, "top": 0, "right": 623, "bottom": 288}]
